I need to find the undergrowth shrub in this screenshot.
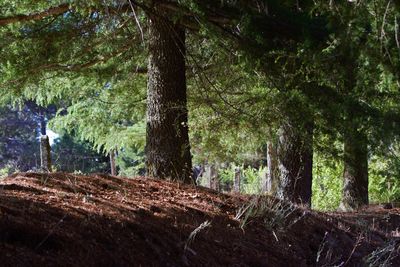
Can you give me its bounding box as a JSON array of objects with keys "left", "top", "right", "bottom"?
[
  {"left": 0, "top": 164, "right": 16, "bottom": 178},
  {"left": 312, "top": 155, "right": 342, "bottom": 211},
  {"left": 236, "top": 196, "right": 298, "bottom": 231},
  {"left": 242, "top": 167, "right": 263, "bottom": 194},
  {"left": 312, "top": 152, "right": 400, "bottom": 211},
  {"left": 219, "top": 165, "right": 263, "bottom": 194},
  {"left": 369, "top": 155, "right": 400, "bottom": 203}
]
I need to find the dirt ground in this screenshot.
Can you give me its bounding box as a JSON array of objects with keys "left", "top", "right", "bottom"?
[{"left": 0, "top": 172, "right": 398, "bottom": 266}]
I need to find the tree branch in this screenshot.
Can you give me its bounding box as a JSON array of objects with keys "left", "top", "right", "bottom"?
[{"left": 0, "top": 4, "right": 70, "bottom": 26}]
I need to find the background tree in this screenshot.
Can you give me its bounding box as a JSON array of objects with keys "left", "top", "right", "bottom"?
[
  {"left": 52, "top": 132, "right": 110, "bottom": 174},
  {"left": 0, "top": 105, "right": 39, "bottom": 173}
]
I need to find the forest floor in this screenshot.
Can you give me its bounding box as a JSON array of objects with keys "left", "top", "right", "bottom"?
[{"left": 0, "top": 173, "right": 399, "bottom": 267}]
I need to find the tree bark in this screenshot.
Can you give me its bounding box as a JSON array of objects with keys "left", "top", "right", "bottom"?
[
  {"left": 263, "top": 141, "right": 278, "bottom": 193},
  {"left": 340, "top": 128, "right": 369, "bottom": 210},
  {"left": 145, "top": 7, "right": 192, "bottom": 183},
  {"left": 339, "top": 53, "right": 369, "bottom": 210},
  {"left": 205, "top": 164, "right": 219, "bottom": 190},
  {"left": 210, "top": 165, "right": 219, "bottom": 191},
  {"left": 233, "top": 167, "right": 241, "bottom": 193},
  {"left": 40, "top": 135, "right": 52, "bottom": 172},
  {"left": 39, "top": 110, "right": 47, "bottom": 136},
  {"left": 110, "top": 149, "right": 117, "bottom": 176},
  {"left": 276, "top": 122, "right": 313, "bottom": 206},
  {"left": 0, "top": 4, "right": 69, "bottom": 26}
]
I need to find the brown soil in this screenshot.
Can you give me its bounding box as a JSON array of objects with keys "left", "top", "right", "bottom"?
[{"left": 0, "top": 172, "right": 398, "bottom": 267}]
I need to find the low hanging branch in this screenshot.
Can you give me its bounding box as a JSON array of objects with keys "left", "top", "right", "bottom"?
[
  {"left": 0, "top": 4, "right": 70, "bottom": 26},
  {"left": 0, "top": 1, "right": 322, "bottom": 45},
  {"left": 0, "top": 2, "right": 137, "bottom": 27}
]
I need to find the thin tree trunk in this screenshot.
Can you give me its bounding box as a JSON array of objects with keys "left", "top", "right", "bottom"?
[
  {"left": 40, "top": 135, "right": 52, "bottom": 172},
  {"left": 277, "top": 122, "right": 313, "bottom": 206},
  {"left": 39, "top": 111, "right": 46, "bottom": 135},
  {"left": 205, "top": 164, "right": 219, "bottom": 190},
  {"left": 145, "top": 6, "right": 192, "bottom": 183},
  {"left": 211, "top": 165, "right": 219, "bottom": 191},
  {"left": 204, "top": 164, "right": 211, "bottom": 188},
  {"left": 340, "top": 129, "right": 369, "bottom": 210},
  {"left": 264, "top": 141, "right": 278, "bottom": 193},
  {"left": 110, "top": 149, "right": 117, "bottom": 176},
  {"left": 233, "top": 167, "right": 241, "bottom": 193}
]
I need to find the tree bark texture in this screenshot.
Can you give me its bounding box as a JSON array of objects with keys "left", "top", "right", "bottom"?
[
  {"left": 146, "top": 9, "right": 192, "bottom": 183},
  {"left": 277, "top": 122, "right": 313, "bottom": 206},
  {"left": 340, "top": 56, "right": 369, "bottom": 210},
  {"left": 341, "top": 128, "right": 369, "bottom": 210},
  {"left": 40, "top": 135, "right": 52, "bottom": 172}
]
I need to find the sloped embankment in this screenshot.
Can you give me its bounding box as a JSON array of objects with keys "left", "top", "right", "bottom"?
[{"left": 0, "top": 172, "right": 398, "bottom": 266}]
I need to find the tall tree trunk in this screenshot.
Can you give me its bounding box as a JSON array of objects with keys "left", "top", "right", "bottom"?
[
  {"left": 277, "top": 122, "right": 313, "bottom": 206},
  {"left": 340, "top": 53, "right": 369, "bottom": 210},
  {"left": 264, "top": 141, "right": 278, "bottom": 193},
  {"left": 341, "top": 128, "right": 369, "bottom": 210},
  {"left": 146, "top": 8, "right": 192, "bottom": 183},
  {"left": 110, "top": 149, "right": 117, "bottom": 176}
]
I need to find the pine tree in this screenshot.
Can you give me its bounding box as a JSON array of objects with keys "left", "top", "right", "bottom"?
[{"left": 145, "top": 4, "right": 192, "bottom": 182}]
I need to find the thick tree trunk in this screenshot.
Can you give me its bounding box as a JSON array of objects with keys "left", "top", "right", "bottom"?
[
  {"left": 40, "top": 135, "right": 52, "bottom": 172},
  {"left": 276, "top": 122, "right": 313, "bottom": 206},
  {"left": 339, "top": 56, "right": 369, "bottom": 210},
  {"left": 340, "top": 129, "right": 369, "bottom": 210},
  {"left": 145, "top": 8, "right": 192, "bottom": 183}
]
